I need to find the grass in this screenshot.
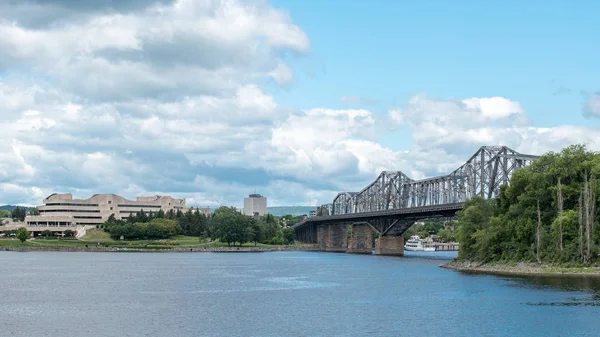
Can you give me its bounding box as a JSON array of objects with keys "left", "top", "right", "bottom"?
[
  {"left": 79, "top": 230, "right": 112, "bottom": 242},
  {"left": 0, "top": 230, "right": 305, "bottom": 250}
]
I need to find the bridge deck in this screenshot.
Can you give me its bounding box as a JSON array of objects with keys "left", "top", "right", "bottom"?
[{"left": 294, "top": 202, "right": 464, "bottom": 228}]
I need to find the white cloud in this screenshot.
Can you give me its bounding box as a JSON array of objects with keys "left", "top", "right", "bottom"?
[
  {"left": 269, "top": 63, "right": 294, "bottom": 85},
  {"left": 0, "top": 0, "right": 599, "bottom": 209},
  {"left": 462, "top": 97, "right": 523, "bottom": 119}
]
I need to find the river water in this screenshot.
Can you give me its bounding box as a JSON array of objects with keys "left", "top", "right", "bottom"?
[{"left": 1, "top": 251, "right": 600, "bottom": 337}]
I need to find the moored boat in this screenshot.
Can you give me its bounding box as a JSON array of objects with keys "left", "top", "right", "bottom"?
[{"left": 405, "top": 235, "right": 436, "bottom": 252}]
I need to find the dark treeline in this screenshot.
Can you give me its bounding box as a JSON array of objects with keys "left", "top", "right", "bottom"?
[
  {"left": 458, "top": 145, "right": 600, "bottom": 264},
  {"left": 10, "top": 207, "right": 27, "bottom": 221},
  {"left": 100, "top": 206, "right": 296, "bottom": 245}
]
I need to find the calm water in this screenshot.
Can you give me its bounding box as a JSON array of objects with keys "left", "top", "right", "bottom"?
[{"left": 1, "top": 251, "right": 600, "bottom": 337}]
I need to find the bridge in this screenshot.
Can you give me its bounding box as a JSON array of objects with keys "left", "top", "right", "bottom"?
[{"left": 294, "top": 146, "right": 538, "bottom": 255}]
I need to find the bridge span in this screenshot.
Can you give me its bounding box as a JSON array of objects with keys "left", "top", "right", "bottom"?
[{"left": 294, "top": 145, "right": 538, "bottom": 255}]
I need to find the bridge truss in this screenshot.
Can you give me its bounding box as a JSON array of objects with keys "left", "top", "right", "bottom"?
[{"left": 320, "top": 146, "right": 538, "bottom": 216}]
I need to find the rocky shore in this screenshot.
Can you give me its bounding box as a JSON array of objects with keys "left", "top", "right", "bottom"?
[
  {"left": 442, "top": 260, "right": 600, "bottom": 276},
  {"left": 1, "top": 245, "right": 319, "bottom": 253}
]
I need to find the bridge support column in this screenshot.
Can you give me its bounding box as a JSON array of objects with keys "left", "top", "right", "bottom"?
[
  {"left": 347, "top": 223, "right": 373, "bottom": 254},
  {"left": 317, "top": 224, "right": 347, "bottom": 252},
  {"left": 374, "top": 235, "right": 404, "bottom": 256}
]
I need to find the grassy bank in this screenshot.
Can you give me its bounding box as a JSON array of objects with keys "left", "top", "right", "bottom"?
[
  {"left": 442, "top": 260, "right": 600, "bottom": 276},
  {"left": 0, "top": 230, "right": 315, "bottom": 251}
]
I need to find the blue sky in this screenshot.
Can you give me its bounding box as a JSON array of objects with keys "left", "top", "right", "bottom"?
[
  {"left": 0, "top": 0, "right": 599, "bottom": 207},
  {"left": 272, "top": 0, "right": 599, "bottom": 130}
]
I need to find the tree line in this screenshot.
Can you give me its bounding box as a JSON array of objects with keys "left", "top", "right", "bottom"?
[
  {"left": 100, "top": 206, "right": 296, "bottom": 245},
  {"left": 457, "top": 144, "right": 600, "bottom": 264},
  {"left": 0, "top": 207, "right": 38, "bottom": 221},
  {"left": 402, "top": 220, "right": 458, "bottom": 242}
]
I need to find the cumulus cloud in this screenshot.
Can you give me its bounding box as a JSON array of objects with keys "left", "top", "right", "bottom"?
[
  {"left": 387, "top": 93, "right": 600, "bottom": 177},
  {"left": 0, "top": 0, "right": 599, "bottom": 208}
]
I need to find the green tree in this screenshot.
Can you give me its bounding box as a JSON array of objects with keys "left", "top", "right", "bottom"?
[
  {"left": 251, "top": 218, "right": 266, "bottom": 246},
  {"left": 457, "top": 196, "right": 496, "bottom": 260},
  {"left": 16, "top": 227, "right": 29, "bottom": 243},
  {"left": 11, "top": 207, "right": 26, "bottom": 221},
  {"left": 263, "top": 214, "right": 281, "bottom": 243},
  {"left": 211, "top": 207, "right": 253, "bottom": 246},
  {"left": 64, "top": 230, "right": 75, "bottom": 237},
  {"left": 437, "top": 228, "right": 455, "bottom": 242},
  {"left": 29, "top": 207, "right": 40, "bottom": 215},
  {"left": 137, "top": 209, "right": 148, "bottom": 223},
  {"left": 0, "top": 210, "right": 10, "bottom": 218},
  {"left": 456, "top": 144, "right": 600, "bottom": 264},
  {"left": 283, "top": 227, "right": 295, "bottom": 245}
]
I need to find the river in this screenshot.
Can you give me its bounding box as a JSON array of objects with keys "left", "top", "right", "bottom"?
[{"left": 1, "top": 251, "right": 599, "bottom": 336}]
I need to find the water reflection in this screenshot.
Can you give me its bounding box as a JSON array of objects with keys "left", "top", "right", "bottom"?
[
  {"left": 510, "top": 273, "right": 600, "bottom": 292},
  {"left": 502, "top": 274, "right": 600, "bottom": 307}
]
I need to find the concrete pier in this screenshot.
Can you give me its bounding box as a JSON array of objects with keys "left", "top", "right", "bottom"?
[
  {"left": 347, "top": 223, "right": 373, "bottom": 254},
  {"left": 318, "top": 224, "right": 347, "bottom": 252},
  {"left": 374, "top": 236, "right": 404, "bottom": 256}
]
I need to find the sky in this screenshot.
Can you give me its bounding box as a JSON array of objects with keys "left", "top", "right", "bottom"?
[{"left": 0, "top": 0, "right": 599, "bottom": 208}]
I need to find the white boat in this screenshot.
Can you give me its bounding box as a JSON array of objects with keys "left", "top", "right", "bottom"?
[{"left": 404, "top": 235, "right": 436, "bottom": 252}]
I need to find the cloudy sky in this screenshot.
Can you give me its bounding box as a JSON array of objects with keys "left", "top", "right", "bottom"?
[{"left": 1, "top": 0, "right": 599, "bottom": 208}]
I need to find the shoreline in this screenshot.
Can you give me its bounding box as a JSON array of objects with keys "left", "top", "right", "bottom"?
[
  {"left": 0, "top": 245, "right": 319, "bottom": 253},
  {"left": 441, "top": 260, "right": 600, "bottom": 276}
]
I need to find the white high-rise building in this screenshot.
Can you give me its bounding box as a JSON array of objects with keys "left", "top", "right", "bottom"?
[{"left": 243, "top": 194, "right": 267, "bottom": 216}]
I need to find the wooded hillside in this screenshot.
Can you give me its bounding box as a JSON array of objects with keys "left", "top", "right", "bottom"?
[{"left": 457, "top": 145, "right": 600, "bottom": 264}]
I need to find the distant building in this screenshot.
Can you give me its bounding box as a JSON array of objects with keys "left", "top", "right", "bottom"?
[
  {"left": 190, "top": 206, "right": 211, "bottom": 216},
  {"left": 309, "top": 210, "right": 317, "bottom": 218},
  {"left": 243, "top": 194, "right": 267, "bottom": 216},
  {"left": 24, "top": 193, "right": 186, "bottom": 227}
]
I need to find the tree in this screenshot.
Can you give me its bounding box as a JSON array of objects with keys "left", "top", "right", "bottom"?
[
  {"left": 437, "top": 228, "right": 455, "bottom": 242},
  {"left": 263, "top": 214, "right": 281, "bottom": 243},
  {"left": 457, "top": 196, "right": 495, "bottom": 260},
  {"left": 156, "top": 209, "right": 165, "bottom": 219},
  {"left": 251, "top": 219, "right": 265, "bottom": 246},
  {"left": 11, "top": 207, "right": 26, "bottom": 221},
  {"left": 556, "top": 177, "right": 563, "bottom": 251},
  {"left": 536, "top": 199, "right": 542, "bottom": 263},
  {"left": 64, "top": 230, "right": 75, "bottom": 237},
  {"left": 283, "top": 227, "right": 295, "bottom": 245},
  {"left": 281, "top": 214, "right": 299, "bottom": 227},
  {"left": 0, "top": 210, "right": 10, "bottom": 218},
  {"left": 105, "top": 219, "right": 178, "bottom": 240},
  {"left": 16, "top": 227, "right": 29, "bottom": 243},
  {"left": 29, "top": 207, "right": 40, "bottom": 216},
  {"left": 41, "top": 230, "right": 52, "bottom": 237},
  {"left": 456, "top": 144, "right": 600, "bottom": 264},
  {"left": 211, "top": 207, "right": 253, "bottom": 246},
  {"left": 137, "top": 209, "right": 148, "bottom": 223}
]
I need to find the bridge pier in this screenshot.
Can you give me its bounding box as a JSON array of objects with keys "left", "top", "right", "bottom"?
[
  {"left": 296, "top": 223, "right": 317, "bottom": 244},
  {"left": 347, "top": 223, "right": 373, "bottom": 254},
  {"left": 374, "top": 235, "right": 404, "bottom": 256},
  {"left": 317, "top": 224, "right": 347, "bottom": 252}
]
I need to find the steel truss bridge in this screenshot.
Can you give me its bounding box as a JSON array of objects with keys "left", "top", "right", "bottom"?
[{"left": 294, "top": 146, "right": 539, "bottom": 245}]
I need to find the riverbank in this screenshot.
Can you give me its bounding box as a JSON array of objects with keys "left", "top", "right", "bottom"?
[
  {"left": 0, "top": 244, "right": 319, "bottom": 253},
  {"left": 442, "top": 260, "right": 600, "bottom": 276}
]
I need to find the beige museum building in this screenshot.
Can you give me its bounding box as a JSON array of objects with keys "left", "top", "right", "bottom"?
[{"left": 25, "top": 193, "right": 187, "bottom": 229}]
